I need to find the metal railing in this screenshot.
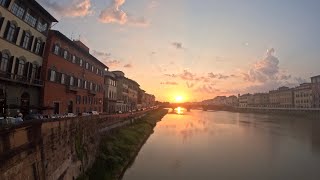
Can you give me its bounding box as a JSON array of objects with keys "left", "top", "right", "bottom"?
[{"left": 0, "top": 71, "right": 43, "bottom": 86}]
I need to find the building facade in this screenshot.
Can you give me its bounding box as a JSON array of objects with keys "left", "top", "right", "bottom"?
[
  {"left": 238, "top": 94, "right": 252, "bottom": 107},
  {"left": 103, "top": 71, "right": 117, "bottom": 114},
  {"left": 137, "top": 89, "right": 145, "bottom": 109},
  {"left": 269, "top": 86, "right": 294, "bottom": 108},
  {"left": 253, "top": 93, "right": 269, "bottom": 107},
  {"left": 294, "top": 83, "right": 312, "bottom": 108},
  {"left": 0, "top": 0, "right": 57, "bottom": 117},
  {"left": 311, "top": 75, "right": 320, "bottom": 108},
  {"left": 144, "top": 93, "right": 155, "bottom": 108},
  {"left": 42, "top": 30, "right": 107, "bottom": 115}
]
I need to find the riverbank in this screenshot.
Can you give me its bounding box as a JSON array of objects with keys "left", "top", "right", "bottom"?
[{"left": 77, "top": 108, "right": 168, "bottom": 180}]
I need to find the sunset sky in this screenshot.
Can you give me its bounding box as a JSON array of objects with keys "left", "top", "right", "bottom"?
[{"left": 38, "top": 0, "right": 320, "bottom": 102}]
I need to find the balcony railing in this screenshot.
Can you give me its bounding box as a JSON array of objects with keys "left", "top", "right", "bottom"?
[{"left": 0, "top": 71, "right": 43, "bottom": 86}]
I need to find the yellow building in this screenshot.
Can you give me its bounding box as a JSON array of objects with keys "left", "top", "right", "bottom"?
[{"left": 0, "top": 0, "right": 57, "bottom": 116}]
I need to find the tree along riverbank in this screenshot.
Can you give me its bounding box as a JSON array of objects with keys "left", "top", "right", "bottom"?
[{"left": 77, "top": 108, "right": 168, "bottom": 180}]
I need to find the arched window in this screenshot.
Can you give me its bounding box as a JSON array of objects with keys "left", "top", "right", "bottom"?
[
  {"left": 61, "top": 74, "right": 65, "bottom": 84},
  {"left": 77, "top": 79, "right": 81, "bottom": 88},
  {"left": 50, "top": 70, "right": 56, "bottom": 81},
  {"left": 72, "top": 55, "right": 76, "bottom": 63},
  {"left": 53, "top": 44, "right": 60, "bottom": 55},
  {"left": 79, "top": 59, "right": 83, "bottom": 66},
  {"left": 17, "top": 59, "right": 25, "bottom": 76},
  {"left": 34, "top": 38, "right": 42, "bottom": 54},
  {"left": 63, "top": 50, "right": 68, "bottom": 59},
  {"left": 6, "top": 23, "right": 16, "bottom": 42},
  {"left": 0, "top": 53, "right": 9, "bottom": 72},
  {"left": 22, "top": 32, "right": 30, "bottom": 49},
  {"left": 70, "top": 76, "right": 74, "bottom": 86},
  {"left": 31, "top": 63, "right": 37, "bottom": 80}
]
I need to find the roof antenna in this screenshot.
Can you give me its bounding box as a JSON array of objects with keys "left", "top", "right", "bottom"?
[{"left": 79, "top": 34, "right": 81, "bottom": 41}]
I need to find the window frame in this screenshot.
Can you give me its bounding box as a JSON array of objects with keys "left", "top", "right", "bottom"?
[{"left": 0, "top": 53, "right": 9, "bottom": 72}]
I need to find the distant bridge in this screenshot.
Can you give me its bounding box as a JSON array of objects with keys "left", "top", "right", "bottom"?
[{"left": 163, "top": 103, "right": 236, "bottom": 112}]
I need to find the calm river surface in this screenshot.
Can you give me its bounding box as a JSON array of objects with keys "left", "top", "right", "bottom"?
[{"left": 122, "top": 108, "right": 320, "bottom": 180}]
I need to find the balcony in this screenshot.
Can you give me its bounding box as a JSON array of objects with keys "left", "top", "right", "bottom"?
[
  {"left": 66, "top": 86, "right": 79, "bottom": 93},
  {"left": 0, "top": 71, "right": 43, "bottom": 87}
]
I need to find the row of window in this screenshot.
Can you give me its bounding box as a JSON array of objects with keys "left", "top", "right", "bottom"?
[
  {"left": 48, "top": 69, "right": 103, "bottom": 93},
  {"left": 0, "top": 19, "right": 45, "bottom": 56},
  {"left": 0, "top": 51, "right": 41, "bottom": 80},
  {"left": 1, "top": 0, "right": 49, "bottom": 33},
  {"left": 295, "top": 93, "right": 311, "bottom": 98},
  {"left": 52, "top": 44, "right": 104, "bottom": 77},
  {"left": 76, "top": 95, "right": 102, "bottom": 105},
  {"left": 296, "top": 100, "right": 310, "bottom": 104},
  {"left": 108, "top": 90, "right": 116, "bottom": 99},
  {"left": 107, "top": 78, "right": 116, "bottom": 86}
]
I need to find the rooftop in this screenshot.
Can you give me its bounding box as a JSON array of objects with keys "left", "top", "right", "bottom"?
[
  {"left": 50, "top": 30, "right": 108, "bottom": 69},
  {"left": 28, "top": 0, "right": 58, "bottom": 22}
]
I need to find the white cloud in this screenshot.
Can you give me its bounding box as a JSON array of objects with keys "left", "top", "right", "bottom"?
[
  {"left": 243, "top": 48, "right": 283, "bottom": 83},
  {"left": 39, "top": 0, "right": 92, "bottom": 18},
  {"left": 99, "top": 0, "right": 149, "bottom": 26}
]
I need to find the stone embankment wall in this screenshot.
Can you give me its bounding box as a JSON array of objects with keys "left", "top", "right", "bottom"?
[{"left": 0, "top": 111, "right": 148, "bottom": 180}]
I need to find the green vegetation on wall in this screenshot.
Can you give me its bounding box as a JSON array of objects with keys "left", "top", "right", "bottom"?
[{"left": 78, "top": 109, "right": 168, "bottom": 180}]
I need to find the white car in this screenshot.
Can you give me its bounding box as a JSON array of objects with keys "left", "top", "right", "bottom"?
[
  {"left": 89, "top": 111, "right": 99, "bottom": 115},
  {"left": 66, "top": 113, "right": 76, "bottom": 117}
]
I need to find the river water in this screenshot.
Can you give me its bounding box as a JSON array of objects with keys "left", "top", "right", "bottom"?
[{"left": 122, "top": 108, "right": 320, "bottom": 180}]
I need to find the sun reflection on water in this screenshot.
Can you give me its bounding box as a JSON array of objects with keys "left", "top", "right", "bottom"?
[{"left": 176, "top": 107, "right": 183, "bottom": 115}]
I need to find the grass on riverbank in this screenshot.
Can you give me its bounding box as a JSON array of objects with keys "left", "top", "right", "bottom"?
[{"left": 78, "top": 108, "right": 168, "bottom": 180}]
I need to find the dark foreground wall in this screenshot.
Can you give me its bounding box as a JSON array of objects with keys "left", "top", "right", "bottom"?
[{"left": 0, "top": 111, "right": 148, "bottom": 180}]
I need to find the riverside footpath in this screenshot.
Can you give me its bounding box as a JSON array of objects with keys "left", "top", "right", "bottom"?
[{"left": 0, "top": 108, "right": 167, "bottom": 180}]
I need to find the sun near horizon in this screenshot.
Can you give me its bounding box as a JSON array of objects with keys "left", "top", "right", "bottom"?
[{"left": 175, "top": 96, "right": 184, "bottom": 103}]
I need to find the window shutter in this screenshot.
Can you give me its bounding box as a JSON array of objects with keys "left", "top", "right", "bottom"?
[
  {"left": 47, "top": 69, "right": 52, "bottom": 81},
  {"left": 74, "top": 78, "right": 78, "bottom": 87},
  {"left": 51, "top": 43, "right": 55, "bottom": 53},
  {"left": 23, "top": 62, "right": 30, "bottom": 77},
  {"left": 20, "top": 30, "right": 25, "bottom": 46},
  {"left": 56, "top": 72, "right": 61, "bottom": 83},
  {"left": 7, "top": 56, "right": 14, "bottom": 74},
  {"left": 28, "top": 63, "right": 33, "bottom": 80},
  {"left": 65, "top": 75, "right": 70, "bottom": 85},
  {"left": 59, "top": 48, "right": 64, "bottom": 57},
  {"left": 3, "top": 21, "right": 10, "bottom": 39},
  {"left": 40, "top": 42, "right": 45, "bottom": 56},
  {"left": 37, "top": 66, "right": 41, "bottom": 80},
  {"left": 0, "top": 17, "right": 4, "bottom": 31},
  {"left": 14, "top": 58, "right": 19, "bottom": 74},
  {"left": 13, "top": 27, "right": 20, "bottom": 44},
  {"left": 28, "top": 36, "right": 34, "bottom": 51}
]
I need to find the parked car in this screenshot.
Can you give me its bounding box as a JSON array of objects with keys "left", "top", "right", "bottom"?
[
  {"left": 116, "top": 111, "right": 123, "bottom": 114},
  {"left": 88, "top": 111, "right": 99, "bottom": 115},
  {"left": 65, "top": 113, "right": 77, "bottom": 117}
]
